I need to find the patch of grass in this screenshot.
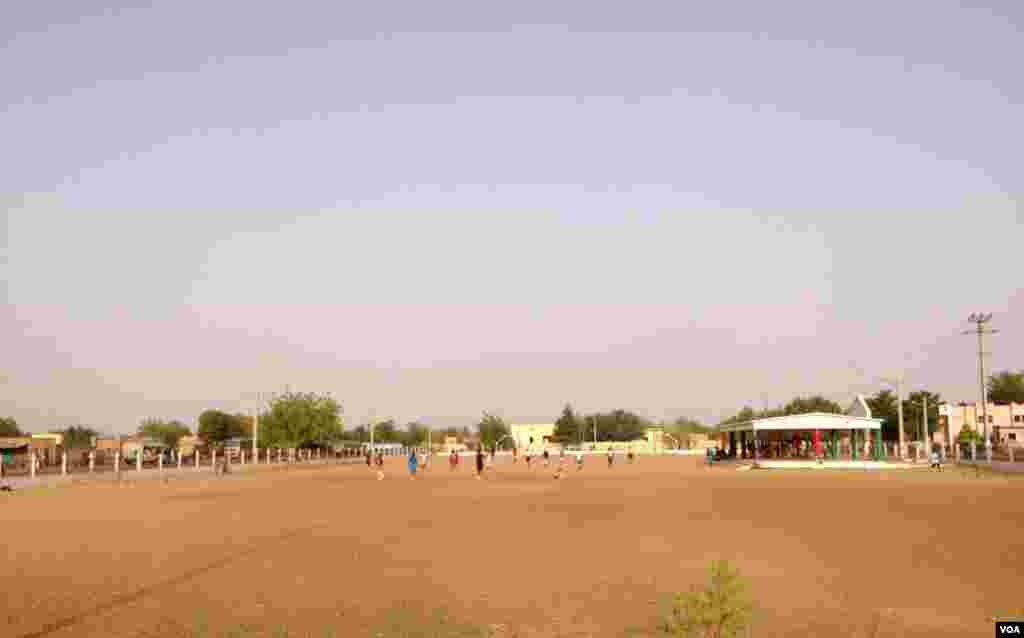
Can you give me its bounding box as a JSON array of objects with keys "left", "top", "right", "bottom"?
[{"left": 662, "top": 559, "right": 753, "bottom": 638}]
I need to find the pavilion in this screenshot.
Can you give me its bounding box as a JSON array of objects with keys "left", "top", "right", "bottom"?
[{"left": 716, "top": 396, "right": 886, "bottom": 462}]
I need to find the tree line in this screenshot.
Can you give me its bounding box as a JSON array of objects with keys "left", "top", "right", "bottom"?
[{"left": 2, "top": 370, "right": 1022, "bottom": 449}]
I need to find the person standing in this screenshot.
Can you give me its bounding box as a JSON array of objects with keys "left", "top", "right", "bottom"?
[
  {"left": 375, "top": 450, "right": 385, "bottom": 480},
  {"left": 543, "top": 448, "right": 550, "bottom": 467},
  {"left": 407, "top": 448, "right": 419, "bottom": 479},
  {"left": 449, "top": 449, "right": 457, "bottom": 471},
  {"left": 475, "top": 445, "right": 485, "bottom": 480},
  {"left": 575, "top": 450, "right": 584, "bottom": 471},
  {"left": 607, "top": 448, "right": 614, "bottom": 469}
]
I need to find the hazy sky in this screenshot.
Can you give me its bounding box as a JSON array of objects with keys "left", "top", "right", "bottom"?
[{"left": 2, "top": 2, "right": 1022, "bottom": 434}]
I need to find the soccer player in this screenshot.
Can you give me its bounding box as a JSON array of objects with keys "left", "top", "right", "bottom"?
[
  {"left": 575, "top": 450, "right": 584, "bottom": 471},
  {"left": 553, "top": 452, "right": 566, "bottom": 480},
  {"left": 543, "top": 449, "right": 550, "bottom": 467},
  {"left": 607, "top": 448, "right": 614, "bottom": 469},
  {"left": 475, "top": 445, "right": 485, "bottom": 479},
  {"left": 408, "top": 448, "right": 418, "bottom": 479},
  {"left": 375, "top": 450, "right": 385, "bottom": 480}
]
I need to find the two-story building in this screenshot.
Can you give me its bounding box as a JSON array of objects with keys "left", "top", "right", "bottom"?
[{"left": 937, "top": 402, "right": 1024, "bottom": 446}]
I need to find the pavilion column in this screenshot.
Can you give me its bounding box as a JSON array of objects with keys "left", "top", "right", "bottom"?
[
  {"left": 752, "top": 430, "right": 759, "bottom": 462},
  {"left": 851, "top": 430, "right": 858, "bottom": 460}
]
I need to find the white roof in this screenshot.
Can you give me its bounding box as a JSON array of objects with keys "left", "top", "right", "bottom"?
[{"left": 717, "top": 412, "right": 883, "bottom": 433}]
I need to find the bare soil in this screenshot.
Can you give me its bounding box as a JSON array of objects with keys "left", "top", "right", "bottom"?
[{"left": 2, "top": 456, "right": 1021, "bottom": 637}]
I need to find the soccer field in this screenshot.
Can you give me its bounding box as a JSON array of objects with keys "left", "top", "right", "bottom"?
[{"left": 2, "top": 456, "right": 1021, "bottom": 637}]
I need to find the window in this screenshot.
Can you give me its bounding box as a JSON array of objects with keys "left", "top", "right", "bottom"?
[
  {"left": 1015, "top": 415, "right": 1023, "bottom": 423},
  {"left": 1010, "top": 433, "right": 1018, "bottom": 441}
]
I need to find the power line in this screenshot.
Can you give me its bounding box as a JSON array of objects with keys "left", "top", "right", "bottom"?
[{"left": 962, "top": 313, "right": 1000, "bottom": 444}]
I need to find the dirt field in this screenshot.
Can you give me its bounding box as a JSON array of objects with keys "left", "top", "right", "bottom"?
[{"left": 2, "top": 456, "right": 1021, "bottom": 637}]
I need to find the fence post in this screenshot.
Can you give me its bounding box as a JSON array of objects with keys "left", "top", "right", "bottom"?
[
  {"left": 158, "top": 453, "right": 163, "bottom": 474},
  {"left": 212, "top": 448, "right": 217, "bottom": 471},
  {"left": 62, "top": 451, "right": 68, "bottom": 476},
  {"left": 177, "top": 452, "right": 182, "bottom": 469},
  {"left": 89, "top": 451, "right": 95, "bottom": 473},
  {"left": 195, "top": 452, "right": 200, "bottom": 472},
  {"left": 30, "top": 453, "right": 36, "bottom": 478},
  {"left": 114, "top": 451, "right": 120, "bottom": 475}
]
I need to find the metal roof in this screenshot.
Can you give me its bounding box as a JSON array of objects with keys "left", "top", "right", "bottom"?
[{"left": 717, "top": 412, "right": 883, "bottom": 433}]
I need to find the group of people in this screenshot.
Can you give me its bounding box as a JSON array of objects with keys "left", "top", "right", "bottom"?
[{"left": 367, "top": 445, "right": 639, "bottom": 481}]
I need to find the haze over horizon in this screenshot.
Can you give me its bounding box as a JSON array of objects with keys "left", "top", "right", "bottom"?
[{"left": 2, "top": 2, "right": 1022, "bottom": 434}]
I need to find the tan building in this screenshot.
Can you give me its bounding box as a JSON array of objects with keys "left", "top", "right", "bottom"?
[
  {"left": 177, "top": 435, "right": 200, "bottom": 457},
  {"left": 938, "top": 402, "right": 1024, "bottom": 446},
  {"left": 510, "top": 423, "right": 555, "bottom": 452}
]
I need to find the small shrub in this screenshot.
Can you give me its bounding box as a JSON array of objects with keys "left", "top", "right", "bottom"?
[{"left": 664, "top": 559, "right": 753, "bottom": 638}]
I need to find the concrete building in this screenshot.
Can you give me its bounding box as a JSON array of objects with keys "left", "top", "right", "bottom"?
[
  {"left": 0, "top": 436, "right": 32, "bottom": 466},
  {"left": 177, "top": 435, "right": 200, "bottom": 457},
  {"left": 717, "top": 396, "right": 885, "bottom": 460},
  {"left": 30, "top": 434, "right": 61, "bottom": 465},
  {"left": 937, "top": 402, "right": 1024, "bottom": 446},
  {"left": 510, "top": 423, "right": 555, "bottom": 452}
]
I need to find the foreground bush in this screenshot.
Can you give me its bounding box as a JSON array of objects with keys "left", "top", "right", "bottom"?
[{"left": 664, "top": 559, "right": 752, "bottom": 638}]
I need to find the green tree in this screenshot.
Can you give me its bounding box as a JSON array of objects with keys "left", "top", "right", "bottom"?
[
  {"left": 718, "top": 407, "right": 757, "bottom": 427},
  {"left": 988, "top": 370, "right": 1024, "bottom": 405},
  {"left": 197, "top": 410, "right": 246, "bottom": 446},
  {"left": 372, "top": 420, "right": 400, "bottom": 443},
  {"left": 477, "top": 412, "right": 510, "bottom": 449},
  {"left": 60, "top": 425, "right": 99, "bottom": 450},
  {"left": 585, "top": 409, "right": 648, "bottom": 442},
  {"left": 138, "top": 419, "right": 192, "bottom": 449},
  {"left": 957, "top": 425, "right": 984, "bottom": 445},
  {"left": 403, "top": 421, "right": 429, "bottom": 447},
  {"left": 866, "top": 390, "right": 900, "bottom": 442},
  {"left": 257, "top": 391, "right": 343, "bottom": 448},
  {"left": 665, "top": 559, "right": 753, "bottom": 638},
  {"left": 552, "top": 404, "right": 581, "bottom": 443},
  {"left": 350, "top": 425, "right": 369, "bottom": 442},
  {"left": 0, "top": 416, "right": 23, "bottom": 437},
  {"left": 782, "top": 395, "right": 842, "bottom": 415},
  {"left": 902, "top": 390, "right": 942, "bottom": 438}
]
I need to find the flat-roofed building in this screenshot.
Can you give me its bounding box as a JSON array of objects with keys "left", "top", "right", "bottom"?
[
  {"left": 510, "top": 423, "right": 555, "bottom": 452},
  {"left": 938, "top": 402, "right": 1024, "bottom": 446}
]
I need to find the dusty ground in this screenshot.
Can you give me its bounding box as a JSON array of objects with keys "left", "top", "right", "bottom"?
[{"left": 2, "top": 456, "right": 1021, "bottom": 638}]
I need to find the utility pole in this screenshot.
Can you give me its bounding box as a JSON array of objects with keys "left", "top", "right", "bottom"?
[
  {"left": 369, "top": 408, "right": 375, "bottom": 451},
  {"left": 963, "top": 313, "right": 999, "bottom": 445},
  {"left": 921, "top": 394, "right": 928, "bottom": 460}
]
